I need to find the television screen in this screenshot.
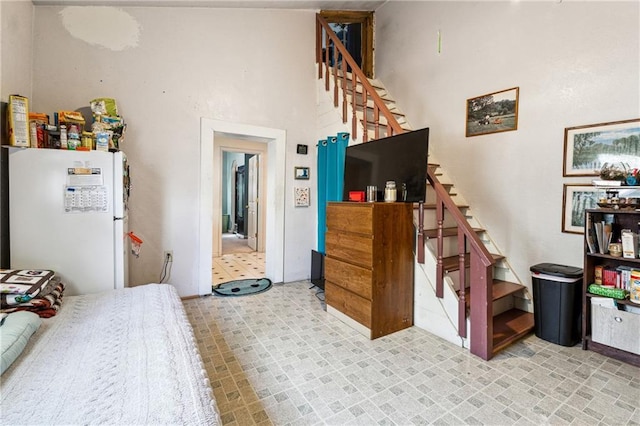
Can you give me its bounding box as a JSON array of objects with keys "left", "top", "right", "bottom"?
[{"left": 342, "top": 128, "right": 429, "bottom": 203}]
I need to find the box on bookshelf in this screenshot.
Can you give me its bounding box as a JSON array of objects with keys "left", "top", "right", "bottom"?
[{"left": 621, "top": 229, "right": 638, "bottom": 259}]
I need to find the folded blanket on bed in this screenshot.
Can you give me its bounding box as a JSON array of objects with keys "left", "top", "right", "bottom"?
[
  {"left": 0, "top": 282, "right": 65, "bottom": 318},
  {"left": 0, "top": 269, "right": 56, "bottom": 296}
]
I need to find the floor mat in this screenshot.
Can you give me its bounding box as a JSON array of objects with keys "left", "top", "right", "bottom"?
[{"left": 212, "top": 278, "right": 272, "bottom": 297}]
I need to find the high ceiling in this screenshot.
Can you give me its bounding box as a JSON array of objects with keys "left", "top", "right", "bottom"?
[{"left": 31, "top": 0, "right": 388, "bottom": 10}]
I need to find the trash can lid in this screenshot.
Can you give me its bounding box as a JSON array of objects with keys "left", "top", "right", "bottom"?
[{"left": 530, "top": 263, "right": 583, "bottom": 278}]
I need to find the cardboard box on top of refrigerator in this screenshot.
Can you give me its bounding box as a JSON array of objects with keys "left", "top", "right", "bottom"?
[
  {"left": 29, "top": 113, "right": 49, "bottom": 148},
  {"left": 8, "top": 95, "right": 30, "bottom": 147}
]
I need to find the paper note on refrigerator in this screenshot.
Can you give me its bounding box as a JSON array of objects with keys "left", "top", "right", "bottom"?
[
  {"left": 64, "top": 186, "right": 108, "bottom": 213},
  {"left": 66, "top": 168, "right": 103, "bottom": 186}
]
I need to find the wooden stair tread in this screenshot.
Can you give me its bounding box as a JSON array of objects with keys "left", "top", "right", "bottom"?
[
  {"left": 347, "top": 90, "right": 399, "bottom": 105},
  {"left": 459, "top": 280, "right": 526, "bottom": 309},
  {"left": 428, "top": 182, "right": 453, "bottom": 189},
  {"left": 362, "top": 121, "right": 412, "bottom": 132},
  {"left": 492, "top": 309, "right": 534, "bottom": 355},
  {"left": 492, "top": 280, "right": 527, "bottom": 300},
  {"left": 442, "top": 253, "right": 504, "bottom": 273},
  {"left": 353, "top": 100, "right": 404, "bottom": 114},
  {"left": 334, "top": 70, "right": 385, "bottom": 90},
  {"left": 423, "top": 227, "right": 484, "bottom": 239},
  {"left": 421, "top": 203, "right": 470, "bottom": 211}
]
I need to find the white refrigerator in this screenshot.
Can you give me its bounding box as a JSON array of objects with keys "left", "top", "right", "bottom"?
[{"left": 9, "top": 148, "right": 130, "bottom": 296}]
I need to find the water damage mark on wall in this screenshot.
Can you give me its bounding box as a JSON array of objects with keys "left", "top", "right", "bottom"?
[{"left": 60, "top": 7, "right": 141, "bottom": 51}]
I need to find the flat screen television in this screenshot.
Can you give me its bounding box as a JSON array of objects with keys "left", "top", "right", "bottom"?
[{"left": 342, "top": 128, "right": 429, "bottom": 202}]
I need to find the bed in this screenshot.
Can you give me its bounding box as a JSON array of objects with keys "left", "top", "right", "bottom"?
[{"left": 1, "top": 283, "right": 220, "bottom": 425}]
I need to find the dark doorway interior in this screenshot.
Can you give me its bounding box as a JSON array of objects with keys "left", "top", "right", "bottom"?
[
  {"left": 235, "top": 165, "right": 246, "bottom": 237},
  {"left": 331, "top": 23, "right": 362, "bottom": 74},
  {"left": 234, "top": 154, "right": 255, "bottom": 238},
  {"left": 320, "top": 10, "right": 374, "bottom": 78}
]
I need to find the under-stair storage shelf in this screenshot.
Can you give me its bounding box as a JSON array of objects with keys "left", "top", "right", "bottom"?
[
  {"left": 582, "top": 208, "right": 640, "bottom": 367},
  {"left": 324, "top": 202, "right": 414, "bottom": 339}
]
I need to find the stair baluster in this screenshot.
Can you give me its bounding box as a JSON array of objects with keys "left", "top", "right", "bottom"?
[{"left": 457, "top": 231, "right": 467, "bottom": 338}]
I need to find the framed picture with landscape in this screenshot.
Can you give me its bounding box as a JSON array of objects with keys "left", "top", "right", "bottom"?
[
  {"left": 563, "top": 118, "right": 640, "bottom": 177},
  {"left": 562, "top": 184, "right": 599, "bottom": 234},
  {"left": 465, "top": 87, "right": 519, "bottom": 137}
]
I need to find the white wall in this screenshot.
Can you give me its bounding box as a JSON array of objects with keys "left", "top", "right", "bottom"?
[
  {"left": 375, "top": 1, "right": 640, "bottom": 287},
  {"left": 1, "top": 1, "right": 33, "bottom": 100},
  {"left": 1, "top": 1, "right": 33, "bottom": 268},
  {"left": 29, "top": 6, "right": 318, "bottom": 296}
]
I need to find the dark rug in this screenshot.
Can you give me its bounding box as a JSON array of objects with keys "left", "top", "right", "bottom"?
[{"left": 212, "top": 278, "right": 272, "bottom": 297}]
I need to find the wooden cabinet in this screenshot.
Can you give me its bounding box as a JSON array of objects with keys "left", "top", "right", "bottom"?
[
  {"left": 582, "top": 208, "right": 640, "bottom": 367},
  {"left": 325, "top": 202, "right": 414, "bottom": 339}
]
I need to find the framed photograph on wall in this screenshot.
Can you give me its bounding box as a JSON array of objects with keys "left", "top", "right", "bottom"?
[
  {"left": 563, "top": 118, "right": 640, "bottom": 177},
  {"left": 562, "top": 184, "right": 599, "bottom": 234},
  {"left": 294, "top": 166, "right": 310, "bottom": 180},
  {"left": 465, "top": 87, "right": 519, "bottom": 137}
]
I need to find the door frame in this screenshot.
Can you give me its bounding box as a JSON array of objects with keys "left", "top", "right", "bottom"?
[
  {"left": 199, "top": 118, "right": 285, "bottom": 295},
  {"left": 320, "top": 10, "right": 374, "bottom": 78},
  {"left": 247, "top": 154, "right": 259, "bottom": 251}
]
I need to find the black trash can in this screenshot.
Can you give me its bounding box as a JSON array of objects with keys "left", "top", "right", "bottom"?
[{"left": 530, "top": 263, "right": 583, "bottom": 346}]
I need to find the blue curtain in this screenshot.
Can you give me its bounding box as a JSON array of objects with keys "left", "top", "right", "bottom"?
[{"left": 317, "top": 132, "right": 349, "bottom": 253}]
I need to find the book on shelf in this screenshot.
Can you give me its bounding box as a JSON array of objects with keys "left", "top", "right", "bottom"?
[
  {"left": 593, "top": 221, "right": 612, "bottom": 255},
  {"left": 616, "top": 265, "right": 633, "bottom": 290},
  {"left": 586, "top": 213, "right": 597, "bottom": 254}
]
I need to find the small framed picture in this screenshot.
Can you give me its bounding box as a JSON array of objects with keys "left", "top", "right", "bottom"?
[
  {"left": 296, "top": 144, "right": 308, "bottom": 155},
  {"left": 294, "top": 166, "right": 310, "bottom": 180},
  {"left": 562, "top": 184, "right": 599, "bottom": 234},
  {"left": 466, "top": 87, "right": 519, "bottom": 137},
  {"left": 294, "top": 187, "right": 310, "bottom": 207}
]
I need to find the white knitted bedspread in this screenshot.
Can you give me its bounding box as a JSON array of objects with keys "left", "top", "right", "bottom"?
[{"left": 1, "top": 284, "right": 220, "bottom": 426}]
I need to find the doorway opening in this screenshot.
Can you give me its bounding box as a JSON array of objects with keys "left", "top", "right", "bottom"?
[
  {"left": 223, "top": 152, "right": 259, "bottom": 249},
  {"left": 320, "top": 10, "right": 374, "bottom": 78},
  {"left": 215, "top": 141, "right": 266, "bottom": 286},
  {"left": 199, "top": 118, "right": 286, "bottom": 295}
]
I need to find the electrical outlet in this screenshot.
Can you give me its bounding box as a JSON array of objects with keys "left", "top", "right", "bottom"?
[{"left": 164, "top": 250, "right": 173, "bottom": 262}]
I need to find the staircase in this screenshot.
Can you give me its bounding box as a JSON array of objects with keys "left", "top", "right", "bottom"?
[{"left": 316, "top": 14, "right": 534, "bottom": 360}]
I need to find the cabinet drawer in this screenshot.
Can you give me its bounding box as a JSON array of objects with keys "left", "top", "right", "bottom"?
[
  {"left": 325, "top": 231, "right": 372, "bottom": 268},
  {"left": 327, "top": 204, "right": 373, "bottom": 235},
  {"left": 325, "top": 281, "right": 372, "bottom": 328},
  {"left": 324, "top": 257, "right": 372, "bottom": 300},
  {"left": 591, "top": 304, "right": 640, "bottom": 355}
]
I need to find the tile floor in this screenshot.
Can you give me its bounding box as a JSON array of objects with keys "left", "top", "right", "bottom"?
[
  {"left": 213, "top": 252, "right": 266, "bottom": 286},
  {"left": 213, "top": 233, "right": 265, "bottom": 286},
  {"left": 183, "top": 281, "right": 640, "bottom": 426}
]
